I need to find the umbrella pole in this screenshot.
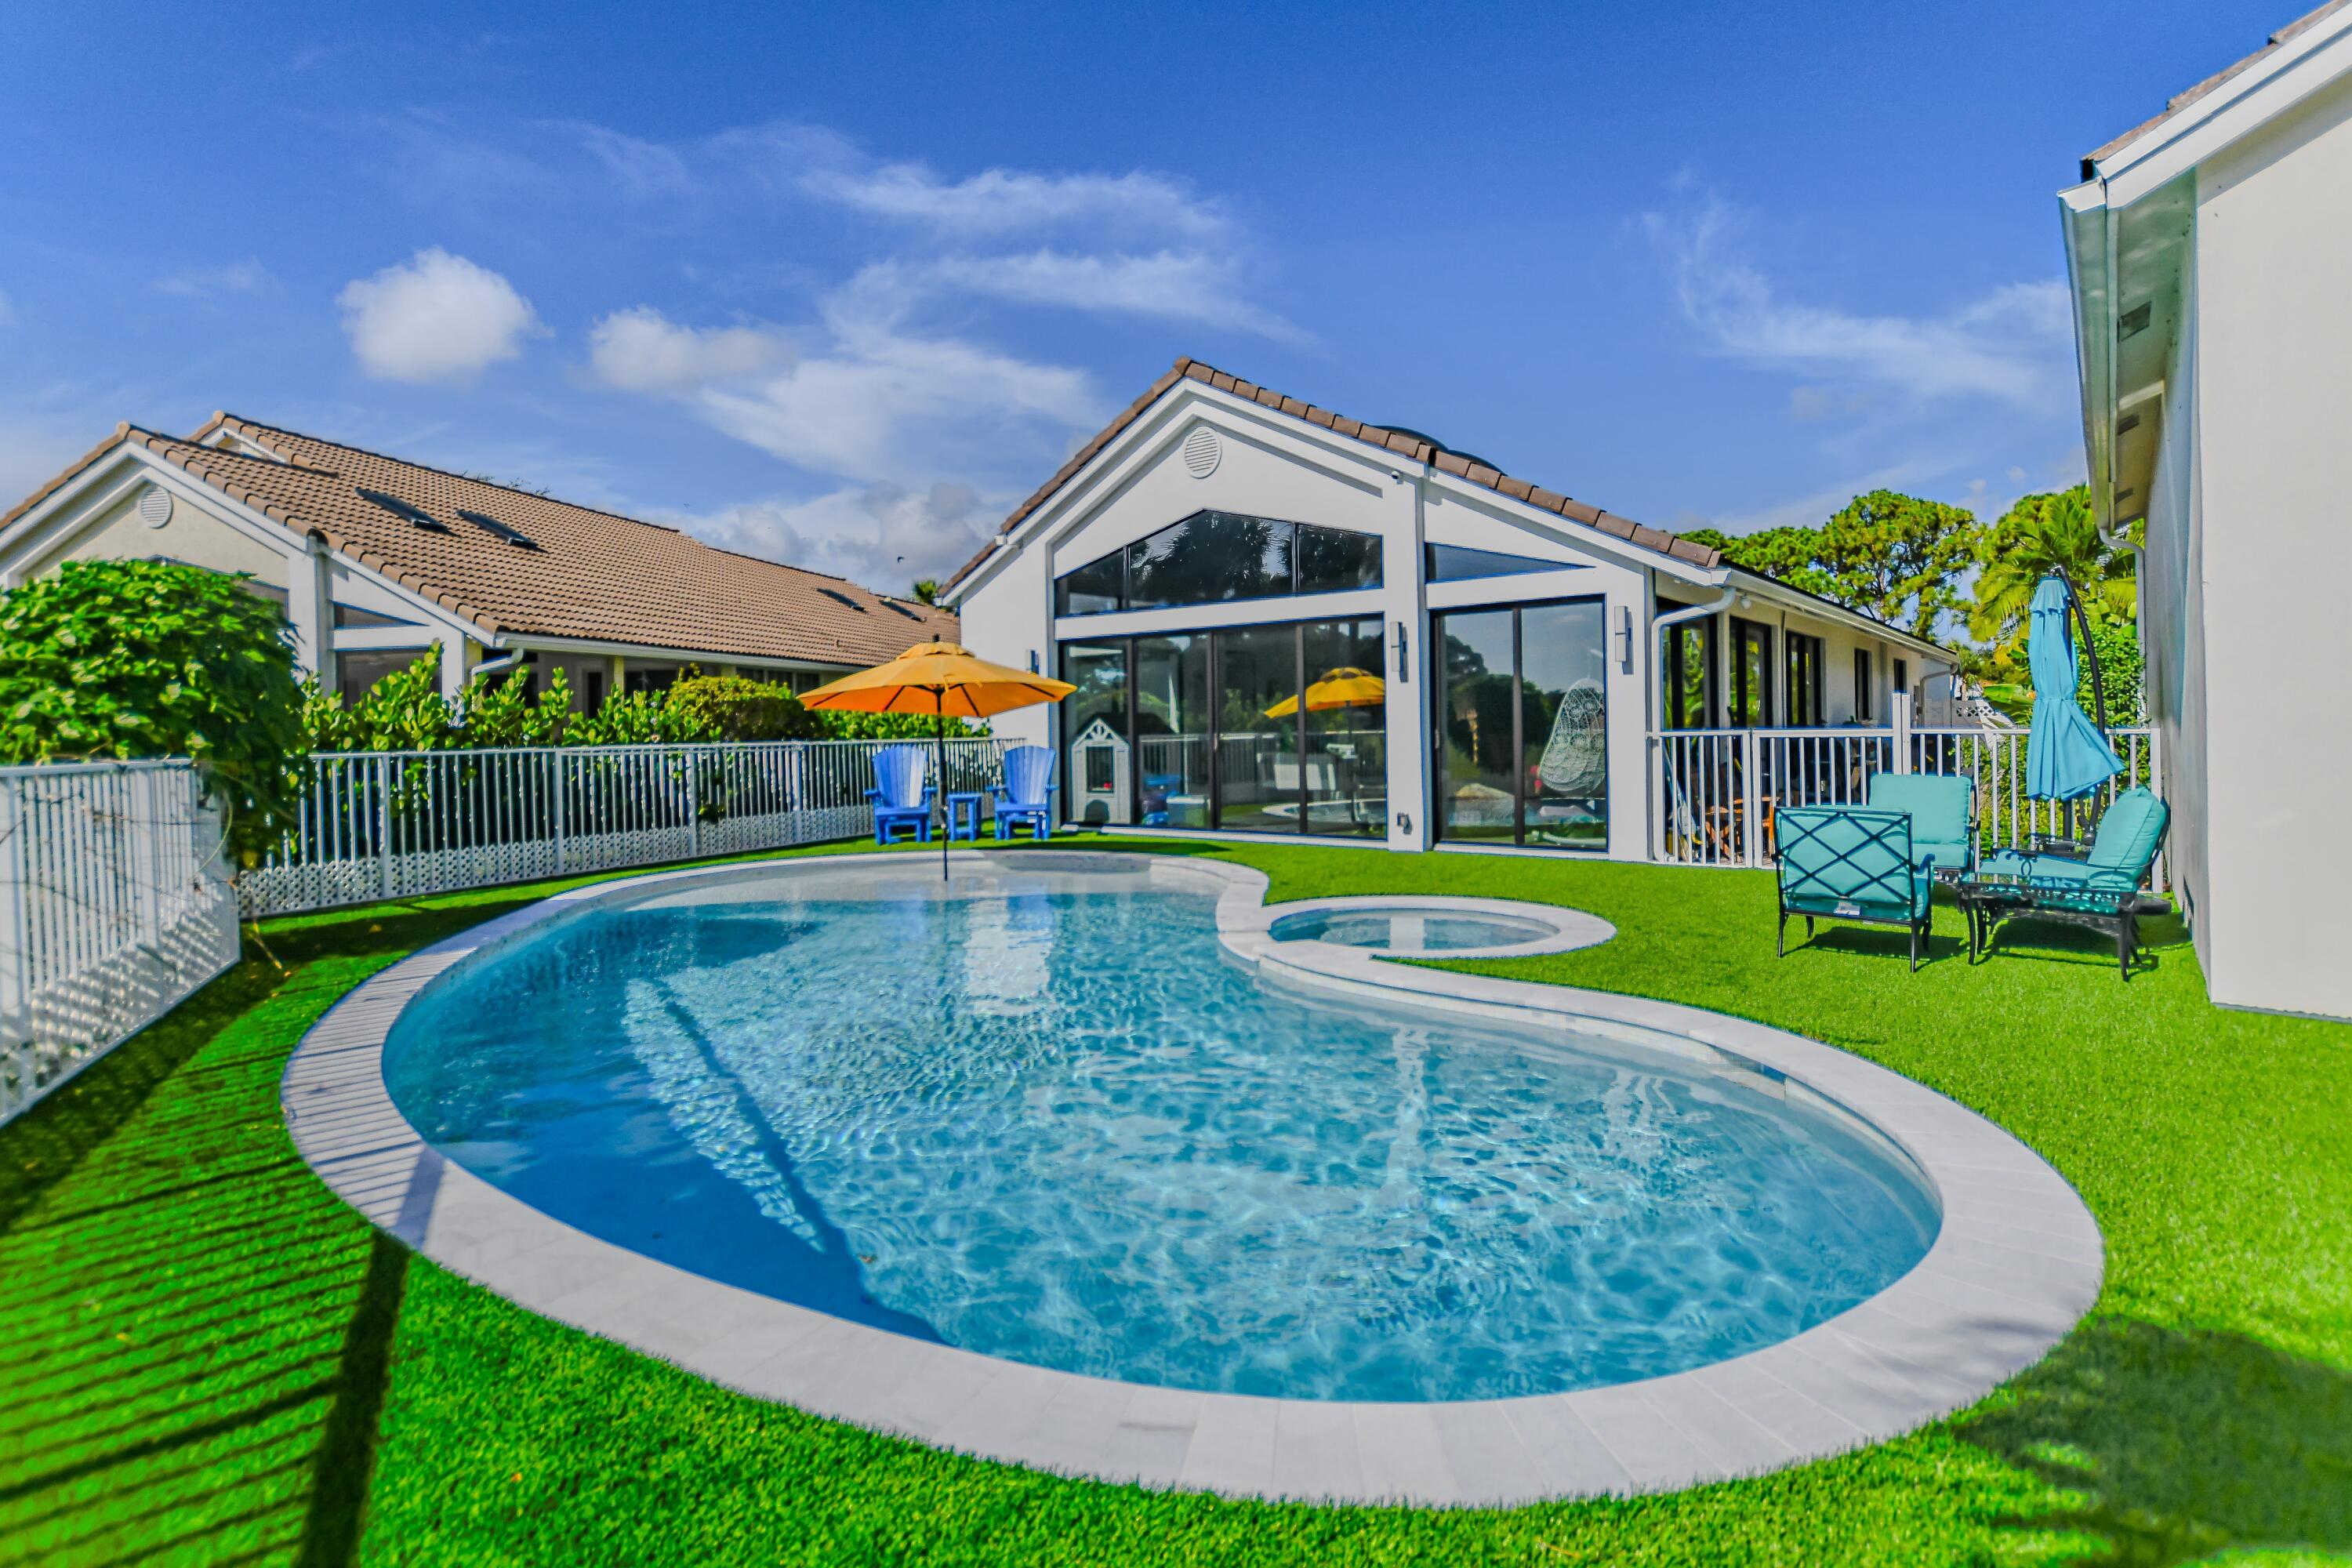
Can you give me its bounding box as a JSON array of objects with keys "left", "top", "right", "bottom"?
[{"left": 936, "top": 702, "right": 949, "bottom": 881}]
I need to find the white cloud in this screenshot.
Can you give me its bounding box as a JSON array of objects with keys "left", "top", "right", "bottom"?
[
  {"left": 573, "top": 123, "right": 695, "bottom": 196},
  {"left": 844, "top": 250, "right": 1300, "bottom": 339},
  {"left": 336, "top": 248, "right": 543, "bottom": 384},
  {"left": 692, "top": 317, "right": 1102, "bottom": 485},
  {"left": 683, "top": 481, "right": 996, "bottom": 594},
  {"left": 1645, "top": 192, "right": 2073, "bottom": 412},
  {"left": 151, "top": 258, "right": 276, "bottom": 299},
  {"left": 803, "top": 159, "right": 1224, "bottom": 238},
  {"left": 586, "top": 307, "right": 792, "bottom": 392}
]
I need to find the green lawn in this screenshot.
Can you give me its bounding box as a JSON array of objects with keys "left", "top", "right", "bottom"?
[{"left": 3, "top": 837, "right": 2348, "bottom": 1566}]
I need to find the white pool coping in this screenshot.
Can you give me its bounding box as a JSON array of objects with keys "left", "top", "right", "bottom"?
[{"left": 281, "top": 849, "right": 2102, "bottom": 1508}]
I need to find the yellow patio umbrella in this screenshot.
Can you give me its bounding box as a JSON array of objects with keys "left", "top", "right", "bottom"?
[
  {"left": 800, "top": 640, "right": 1075, "bottom": 877},
  {"left": 1263, "top": 666, "right": 1387, "bottom": 718}
]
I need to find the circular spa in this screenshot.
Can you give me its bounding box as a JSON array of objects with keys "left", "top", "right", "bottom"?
[
  {"left": 1269, "top": 904, "right": 1563, "bottom": 956},
  {"left": 378, "top": 856, "right": 1939, "bottom": 1403}
]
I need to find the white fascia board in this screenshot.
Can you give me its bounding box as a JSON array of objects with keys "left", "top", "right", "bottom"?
[
  {"left": 329, "top": 625, "right": 445, "bottom": 652},
  {"left": 1051, "top": 586, "right": 1390, "bottom": 641},
  {"left": 2058, "top": 185, "right": 2118, "bottom": 524},
  {"left": 0, "top": 447, "right": 302, "bottom": 575},
  {"left": 1420, "top": 470, "right": 1724, "bottom": 588},
  {"left": 2094, "top": 14, "right": 2352, "bottom": 206}
]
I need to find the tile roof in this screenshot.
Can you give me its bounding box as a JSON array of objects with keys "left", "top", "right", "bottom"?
[
  {"left": 943, "top": 356, "right": 1722, "bottom": 593},
  {"left": 2083, "top": 0, "right": 2352, "bottom": 171},
  {"left": 5, "top": 413, "right": 957, "bottom": 669}
]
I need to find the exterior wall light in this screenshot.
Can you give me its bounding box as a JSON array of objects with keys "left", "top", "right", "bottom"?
[
  {"left": 1393, "top": 619, "right": 1410, "bottom": 682},
  {"left": 1614, "top": 605, "right": 1634, "bottom": 670}
]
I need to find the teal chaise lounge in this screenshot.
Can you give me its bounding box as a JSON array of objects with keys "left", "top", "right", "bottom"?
[
  {"left": 1776, "top": 806, "right": 1936, "bottom": 971},
  {"left": 1969, "top": 786, "right": 2170, "bottom": 978},
  {"left": 1864, "top": 771, "right": 1976, "bottom": 881}
]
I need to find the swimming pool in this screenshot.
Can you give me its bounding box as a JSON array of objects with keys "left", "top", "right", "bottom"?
[{"left": 381, "top": 856, "right": 1941, "bottom": 1403}]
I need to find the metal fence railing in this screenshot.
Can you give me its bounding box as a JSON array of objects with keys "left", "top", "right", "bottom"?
[
  {"left": 2, "top": 760, "right": 241, "bottom": 1127},
  {"left": 236, "top": 738, "right": 1014, "bottom": 917},
  {"left": 1650, "top": 724, "right": 2166, "bottom": 888}
]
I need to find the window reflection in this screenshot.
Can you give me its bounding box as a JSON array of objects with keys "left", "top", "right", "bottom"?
[
  {"left": 1301, "top": 619, "right": 1388, "bottom": 837},
  {"left": 1134, "top": 634, "right": 1212, "bottom": 829},
  {"left": 1213, "top": 624, "right": 1298, "bottom": 833},
  {"left": 1053, "top": 510, "right": 1382, "bottom": 615},
  {"left": 1433, "top": 598, "right": 1609, "bottom": 851},
  {"left": 1058, "top": 641, "right": 1130, "bottom": 825}
]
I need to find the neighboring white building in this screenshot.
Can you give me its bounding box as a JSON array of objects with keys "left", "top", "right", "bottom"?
[
  {"left": 2060, "top": 0, "right": 2352, "bottom": 1017},
  {"left": 945, "top": 358, "right": 1955, "bottom": 861},
  {"left": 0, "top": 412, "right": 956, "bottom": 706}
]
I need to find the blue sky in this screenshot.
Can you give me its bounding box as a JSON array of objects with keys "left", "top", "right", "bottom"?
[{"left": 0, "top": 1, "right": 2285, "bottom": 595}]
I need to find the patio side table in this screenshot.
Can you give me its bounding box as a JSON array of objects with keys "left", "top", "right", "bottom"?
[{"left": 946, "top": 790, "right": 986, "bottom": 843}]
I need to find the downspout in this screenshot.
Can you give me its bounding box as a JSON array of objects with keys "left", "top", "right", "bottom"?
[
  {"left": 1650, "top": 585, "right": 1737, "bottom": 732},
  {"left": 470, "top": 644, "right": 525, "bottom": 682}
]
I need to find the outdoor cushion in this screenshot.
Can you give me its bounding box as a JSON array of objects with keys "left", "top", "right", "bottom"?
[
  {"left": 1777, "top": 808, "right": 1933, "bottom": 920},
  {"left": 1865, "top": 771, "right": 1975, "bottom": 876},
  {"left": 2086, "top": 787, "right": 2167, "bottom": 875}
]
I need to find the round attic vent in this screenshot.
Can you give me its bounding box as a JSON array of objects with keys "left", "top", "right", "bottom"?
[
  {"left": 136, "top": 487, "right": 173, "bottom": 529},
  {"left": 1181, "top": 425, "right": 1221, "bottom": 479}
]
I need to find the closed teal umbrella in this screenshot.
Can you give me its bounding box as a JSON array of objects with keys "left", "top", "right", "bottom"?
[{"left": 2025, "top": 574, "right": 2122, "bottom": 800}]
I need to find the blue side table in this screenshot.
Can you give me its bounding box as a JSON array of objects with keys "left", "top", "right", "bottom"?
[{"left": 946, "top": 791, "right": 985, "bottom": 842}]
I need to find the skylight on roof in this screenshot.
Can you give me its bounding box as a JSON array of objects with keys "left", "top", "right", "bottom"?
[
  {"left": 881, "top": 600, "right": 922, "bottom": 619},
  {"left": 357, "top": 488, "right": 448, "bottom": 532},
  {"left": 457, "top": 508, "right": 538, "bottom": 549},
  {"left": 818, "top": 588, "right": 869, "bottom": 612}
]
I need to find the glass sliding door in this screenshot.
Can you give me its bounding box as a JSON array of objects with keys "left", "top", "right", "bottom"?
[
  {"left": 1301, "top": 618, "right": 1387, "bottom": 837},
  {"left": 1433, "top": 597, "right": 1610, "bottom": 851},
  {"left": 1519, "top": 601, "right": 1609, "bottom": 848},
  {"left": 1133, "top": 633, "right": 1212, "bottom": 829},
  {"left": 1211, "top": 623, "right": 1300, "bottom": 833},
  {"left": 1433, "top": 608, "right": 1520, "bottom": 844},
  {"left": 1059, "top": 641, "right": 1130, "bottom": 826}
]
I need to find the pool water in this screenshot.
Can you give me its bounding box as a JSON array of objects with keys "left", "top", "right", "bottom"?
[
  {"left": 1269, "top": 906, "right": 1554, "bottom": 951},
  {"left": 384, "top": 865, "right": 1939, "bottom": 1402}
]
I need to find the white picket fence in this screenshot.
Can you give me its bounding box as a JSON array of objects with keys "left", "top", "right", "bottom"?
[
  {"left": 238, "top": 738, "right": 1014, "bottom": 917},
  {"left": 1650, "top": 724, "right": 2166, "bottom": 887},
  {"left": 2, "top": 760, "right": 241, "bottom": 1127}
]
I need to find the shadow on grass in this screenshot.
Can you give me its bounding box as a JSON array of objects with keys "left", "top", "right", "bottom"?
[
  {"left": 1956, "top": 1318, "right": 2352, "bottom": 1566},
  {"left": 0, "top": 898, "right": 472, "bottom": 1566}
]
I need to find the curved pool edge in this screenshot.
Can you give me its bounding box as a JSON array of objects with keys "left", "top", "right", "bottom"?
[{"left": 281, "top": 848, "right": 2103, "bottom": 1508}]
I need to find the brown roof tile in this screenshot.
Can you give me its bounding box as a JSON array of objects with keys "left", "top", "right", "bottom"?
[{"left": 6, "top": 415, "right": 956, "bottom": 668}]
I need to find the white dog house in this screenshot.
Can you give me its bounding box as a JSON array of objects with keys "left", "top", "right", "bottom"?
[{"left": 945, "top": 358, "right": 1955, "bottom": 859}]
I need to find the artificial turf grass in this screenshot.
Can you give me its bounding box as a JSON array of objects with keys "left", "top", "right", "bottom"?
[{"left": 0, "top": 838, "right": 2344, "bottom": 1566}]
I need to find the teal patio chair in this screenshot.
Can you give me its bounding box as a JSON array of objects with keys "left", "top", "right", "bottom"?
[
  {"left": 1972, "top": 786, "right": 2169, "bottom": 978},
  {"left": 1776, "top": 806, "right": 1935, "bottom": 971},
  {"left": 1865, "top": 771, "right": 1977, "bottom": 881}
]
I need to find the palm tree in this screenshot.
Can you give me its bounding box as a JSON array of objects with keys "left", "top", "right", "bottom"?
[{"left": 1969, "top": 486, "right": 2134, "bottom": 649}]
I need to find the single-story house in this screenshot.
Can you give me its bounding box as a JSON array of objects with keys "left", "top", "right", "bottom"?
[
  {"left": 2060, "top": 0, "right": 2352, "bottom": 1018},
  {"left": 0, "top": 412, "right": 957, "bottom": 705},
  {"left": 945, "top": 357, "right": 1957, "bottom": 861}
]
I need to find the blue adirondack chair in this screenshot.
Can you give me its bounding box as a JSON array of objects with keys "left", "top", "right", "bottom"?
[
  {"left": 866, "top": 743, "right": 934, "bottom": 844},
  {"left": 992, "top": 745, "right": 1058, "bottom": 841},
  {"left": 1775, "top": 806, "right": 1936, "bottom": 971}
]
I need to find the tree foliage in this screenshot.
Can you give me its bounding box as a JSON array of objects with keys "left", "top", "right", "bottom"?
[
  {"left": 0, "top": 560, "right": 305, "bottom": 856},
  {"left": 297, "top": 651, "right": 985, "bottom": 752},
  {"left": 1681, "top": 490, "right": 1981, "bottom": 639},
  {"left": 1970, "top": 485, "right": 2135, "bottom": 648}
]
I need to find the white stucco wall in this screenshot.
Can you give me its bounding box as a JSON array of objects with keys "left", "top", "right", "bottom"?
[{"left": 2179, "top": 69, "right": 2352, "bottom": 1016}]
